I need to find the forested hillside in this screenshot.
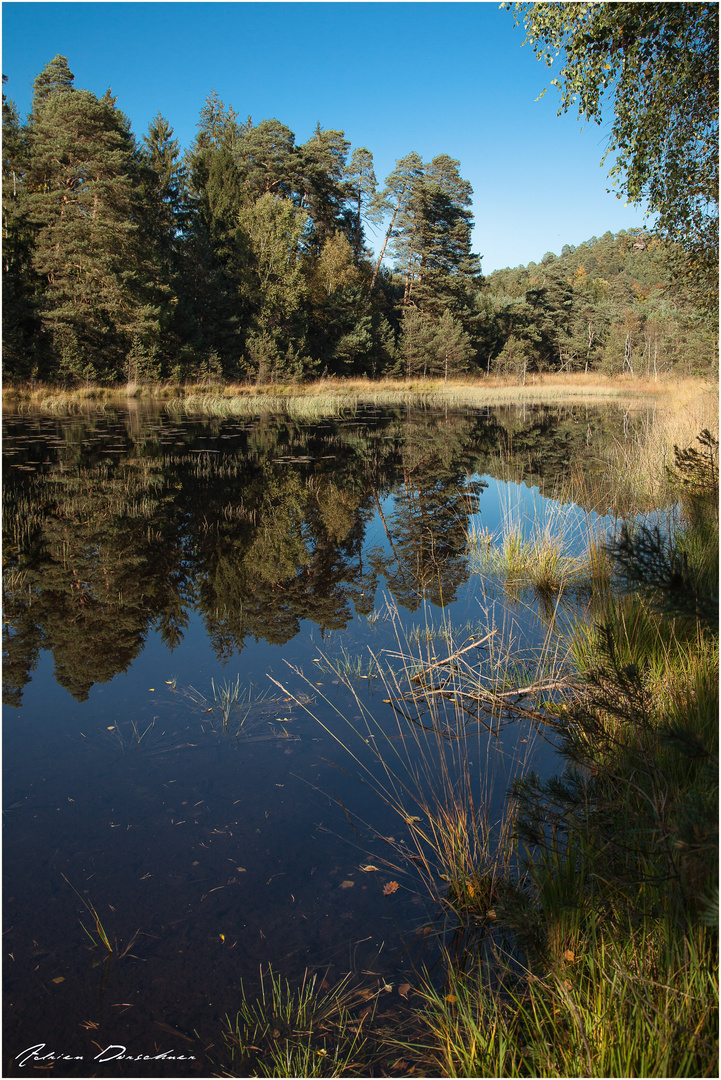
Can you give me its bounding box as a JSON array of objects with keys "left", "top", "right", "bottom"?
[
  {"left": 483, "top": 231, "right": 717, "bottom": 380},
  {"left": 2, "top": 56, "right": 717, "bottom": 386}
]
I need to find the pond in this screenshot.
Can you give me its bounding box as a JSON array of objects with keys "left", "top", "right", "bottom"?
[{"left": 3, "top": 400, "right": 636, "bottom": 1076}]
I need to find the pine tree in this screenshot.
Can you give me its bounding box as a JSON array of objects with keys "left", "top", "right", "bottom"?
[
  {"left": 296, "top": 125, "right": 351, "bottom": 255},
  {"left": 395, "top": 155, "right": 481, "bottom": 318},
  {"left": 344, "top": 147, "right": 378, "bottom": 260},
  {"left": 25, "top": 62, "right": 160, "bottom": 379},
  {"left": 370, "top": 152, "right": 424, "bottom": 292},
  {"left": 2, "top": 75, "right": 37, "bottom": 376},
  {"left": 235, "top": 118, "right": 298, "bottom": 199}
]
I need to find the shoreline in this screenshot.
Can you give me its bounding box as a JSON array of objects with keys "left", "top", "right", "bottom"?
[{"left": 2, "top": 372, "right": 715, "bottom": 416}]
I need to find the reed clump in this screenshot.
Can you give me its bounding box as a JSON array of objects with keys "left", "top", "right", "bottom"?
[
  {"left": 467, "top": 493, "right": 614, "bottom": 602},
  {"left": 222, "top": 968, "right": 375, "bottom": 1077}
]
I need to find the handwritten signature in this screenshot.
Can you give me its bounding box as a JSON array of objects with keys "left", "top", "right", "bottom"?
[{"left": 16, "top": 1044, "right": 196, "bottom": 1067}]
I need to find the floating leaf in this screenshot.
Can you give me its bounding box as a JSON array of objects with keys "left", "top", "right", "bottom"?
[
  {"left": 398, "top": 982, "right": 412, "bottom": 999},
  {"left": 339, "top": 880, "right": 355, "bottom": 889},
  {"left": 359, "top": 864, "right": 380, "bottom": 873},
  {"left": 236, "top": 867, "right": 247, "bottom": 873},
  {"left": 52, "top": 976, "right": 65, "bottom": 984},
  {"left": 404, "top": 815, "right": 421, "bottom": 824},
  {"left": 445, "top": 993, "right": 457, "bottom": 1003},
  {"left": 382, "top": 881, "right": 399, "bottom": 895}
]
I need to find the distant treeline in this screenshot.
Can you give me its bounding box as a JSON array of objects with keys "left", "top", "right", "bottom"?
[{"left": 2, "top": 56, "right": 717, "bottom": 385}]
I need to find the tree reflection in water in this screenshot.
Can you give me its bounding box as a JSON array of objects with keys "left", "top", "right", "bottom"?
[{"left": 3, "top": 402, "right": 634, "bottom": 705}]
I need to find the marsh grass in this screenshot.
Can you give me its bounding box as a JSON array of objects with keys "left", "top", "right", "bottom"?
[
  {"left": 181, "top": 676, "right": 254, "bottom": 732},
  {"left": 404, "top": 913, "right": 718, "bottom": 1078},
  {"left": 394, "top": 436, "right": 719, "bottom": 1078},
  {"left": 268, "top": 426, "right": 718, "bottom": 1076},
  {"left": 61, "top": 874, "right": 140, "bottom": 961},
  {"left": 467, "top": 488, "right": 615, "bottom": 604},
  {"left": 222, "top": 967, "right": 376, "bottom": 1077},
  {"left": 273, "top": 607, "right": 574, "bottom": 932},
  {"left": 4, "top": 373, "right": 711, "bottom": 417}
]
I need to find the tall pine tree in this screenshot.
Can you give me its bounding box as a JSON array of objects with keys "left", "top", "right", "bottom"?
[{"left": 26, "top": 58, "right": 161, "bottom": 379}]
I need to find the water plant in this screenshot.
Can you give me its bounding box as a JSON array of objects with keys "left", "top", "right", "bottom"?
[
  {"left": 222, "top": 967, "right": 375, "bottom": 1077},
  {"left": 61, "top": 874, "right": 140, "bottom": 961}
]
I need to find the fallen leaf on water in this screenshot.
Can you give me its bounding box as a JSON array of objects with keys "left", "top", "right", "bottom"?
[
  {"left": 404, "top": 815, "right": 421, "bottom": 824},
  {"left": 149, "top": 688, "right": 155, "bottom": 692},
  {"left": 398, "top": 982, "right": 412, "bottom": 999},
  {"left": 339, "top": 880, "right": 355, "bottom": 889},
  {"left": 359, "top": 864, "right": 380, "bottom": 873},
  {"left": 236, "top": 867, "right": 246, "bottom": 873},
  {"left": 382, "top": 881, "right": 399, "bottom": 895},
  {"left": 445, "top": 993, "right": 457, "bottom": 1003},
  {"left": 52, "top": 976, "right": 65, "bottom": 984}
]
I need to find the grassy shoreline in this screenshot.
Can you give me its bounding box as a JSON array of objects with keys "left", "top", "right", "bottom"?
[
  {"left": 217, "top": 420, "right": 718, "bottom": 1077},
  {"left": 2, "top": 372, "right": 716, "bottom": 416}
]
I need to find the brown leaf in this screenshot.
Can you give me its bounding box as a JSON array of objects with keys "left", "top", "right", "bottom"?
[
  {"left": 563, "top": 949, "right": 575, "bottom": 962},
  {"left": 339, "top": 880, "right": 355, "bottom": 889},
  {"left": 398, "top": 982, "right": 412, "bottom": 999},
  {"left": 359, "top": 864, "right": 380, "bottom": 873},
  {"left": 382, "top": 880, "right": 400, "bottom": 895}
]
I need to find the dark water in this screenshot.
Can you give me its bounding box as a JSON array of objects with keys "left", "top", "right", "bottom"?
[{"left": 2, "top": 401, "right": 629, "bottom": 1076}]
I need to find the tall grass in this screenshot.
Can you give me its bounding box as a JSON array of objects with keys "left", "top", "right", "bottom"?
[
  {"left": 274, "top": 426, "right": 718, "bottom": 1077},
  {"left": 222, "top": 967, "right": 375, "bottom": 1077},
  {"left": 390, "top": 429, "right": 719, "bottom": 1078},
  {"left": 273, "top": 604, "right": 575, "bottom": 934},
  {"left": 467, "top": 483, "right": 615, "bottom": 603},
  {"left": 4, "top": 372, "right": 712, "bottom": 417}
]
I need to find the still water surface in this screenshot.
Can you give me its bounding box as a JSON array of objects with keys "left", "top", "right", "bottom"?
[{"left": 3, "top": 402, "right": 628, "bottom": 1075}]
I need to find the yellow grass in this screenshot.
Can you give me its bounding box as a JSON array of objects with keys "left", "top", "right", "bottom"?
[{"left": 3, "top": 372, "right": 716, "bottom": 416}]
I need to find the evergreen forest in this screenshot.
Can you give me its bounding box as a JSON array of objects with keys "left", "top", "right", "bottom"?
[{"left": 3, "top": 55, "right": 717, "bottom": 388}]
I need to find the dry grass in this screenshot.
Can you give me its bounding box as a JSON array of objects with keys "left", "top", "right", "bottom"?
[{"left": 3, "top": 373, "right": 715, "bottom": 416}]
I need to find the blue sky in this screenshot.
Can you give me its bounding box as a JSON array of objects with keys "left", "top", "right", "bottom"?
[{"left": 2, "top": 1, "right": 653, "bottom": 272}]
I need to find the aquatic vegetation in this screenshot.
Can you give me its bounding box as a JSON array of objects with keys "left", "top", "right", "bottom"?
[
  {"left": 61, "top": 874, "right": 140, "bottom": 961},
  {"left": 274, "top": 610, "right": 566, "bottom": 932},
  {"left": 467, "top": 487, "right": 615, "bottom": 604},
  {"left": 279, "top": 427, "right": 719, "bottom": 1077},
  {"left": 222, "top": 967, "right": 375, "bottom": 1077}
]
